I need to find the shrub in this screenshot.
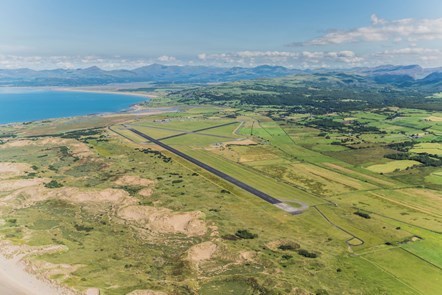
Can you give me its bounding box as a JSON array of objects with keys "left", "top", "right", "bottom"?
[
  {"left": 74, "top": 224, "right": 94, "bottom": 232},
  {"left": 297, "top": 249, "right": 318, "bottom": 258},
  {"left": 118, "top": 185, "right": 143, "bottom": 195},
  {"left": 354, "top": 211, "right": 371, "bottom": 219},
  {"left": 235, "top": 229, "right": 258, "bottom": 239},
  {"left": 278, "top": 243, "right": 300, "bottom": 251},
  {"left": 44, "top": 180, "right": 63, "bottom": 188}
]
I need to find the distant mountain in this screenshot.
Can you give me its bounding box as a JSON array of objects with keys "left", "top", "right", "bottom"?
[
  {"left": 372, "top": 74, "right": 415, "bottom": 86},
  {"left": 418, "top": 71, "right": 442, "bottom": 84},
  {"left": 350, "top": 64, "right": 442, "bottom": 79},
  {"left": 0, "top": 64, "right": 303, "bottom": 86},
  {"left": 0, "top": 64, "right": 441, "bottom": 87}
]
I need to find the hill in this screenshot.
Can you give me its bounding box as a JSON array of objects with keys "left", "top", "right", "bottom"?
[
  {"left": 1, "top": 64, "right": 442, "bottom": 87},
  {"left": 170, "top": 72, "right": 442, "bottom": 113}
]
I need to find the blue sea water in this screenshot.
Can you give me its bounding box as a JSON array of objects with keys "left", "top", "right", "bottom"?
[{"left": 0, "top": 88, "right": 147, "bottom": 124}]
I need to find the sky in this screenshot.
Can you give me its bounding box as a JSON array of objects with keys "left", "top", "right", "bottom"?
[{"left": 0, "top": 0, "right": 442, "bottom": 69}]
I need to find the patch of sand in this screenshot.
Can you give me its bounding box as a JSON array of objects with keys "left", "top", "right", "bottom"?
[
  {"left": 115, "top": 175, "right": 155, "bottom": 187},
  {"left": 0, "top": 253, "right": 78, "bottom": 295},
  {"left": 187, "top": 241, "right": 217, "bottom": 263},
  {"left": 51, "top": 187, "right": 136, "bottom": 205},
  {"left": 118, "top": 205, "right": 207, "bottom": 237},
  {"left": 0, "top": 240, "right": 79, "bottom": 294},
  {"left": 138, "top": 188, "right": 153, "bottom": 197},
  {"left": 0, "top": 240, "right": 68, "bottom": 259},
  {"left": 0, "top": 178, "right": 47, "bottom": 192},
  {"left": 238, "top": 251, "right": 256, "bottom": 262},
  {"left": 0, "top": 162, "right": 31, "bottom": 179},
  {"left": 208, "top": 225, "right": 219, "bottom": 237},
  {"left": 126, "top": 290, "right": 167, "bottom": 295},
  {"left": 1, "top": 185, "right": 137, "bottom": 210},
  {"left": 85, "top": 288, "right": 100, "bottom": 295},
  {"left": 29, "top": 261, "right": 81, "bottom": 281}
]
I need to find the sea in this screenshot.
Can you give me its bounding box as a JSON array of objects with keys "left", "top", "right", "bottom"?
[{"left": 0, "top": 88, "right": 147, "bottom": 124}]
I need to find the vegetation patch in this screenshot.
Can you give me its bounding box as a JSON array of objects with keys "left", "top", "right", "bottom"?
[{"left": 235, "top": 229, "right": 258, "bottom": 239}]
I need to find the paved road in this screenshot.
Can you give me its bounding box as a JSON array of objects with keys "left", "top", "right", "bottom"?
[
  {"left": 157, "top": 121, "right": 238, "bottom": 141},
  {"left": 126, "top": 126, "right": 308, "bottom": 214}
]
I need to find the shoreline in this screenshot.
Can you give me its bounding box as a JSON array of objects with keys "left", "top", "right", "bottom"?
[
  {"left": 0, "top": 86, "right": 177, "bottom": 127},
  {"left": 53, "top": 87, "right": 151, "bottom": 99},
  {"left": 0, "top": 87, "right": 173, "bottom": 293},
  {"left": 0, "top": 252, "right": 78, "bottom": 295}
]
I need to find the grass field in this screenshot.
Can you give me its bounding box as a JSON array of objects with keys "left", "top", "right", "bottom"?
[
  {"left": 367, "top": 160, "right": 422, "bottom": 173},
  {"left": 410, "top": 142, "right": 442, "bottom": 155}
]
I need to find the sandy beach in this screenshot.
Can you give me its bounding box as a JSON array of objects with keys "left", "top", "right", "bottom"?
[
  {"left": 54, "top": 87, "right": 152, "bottom": 99},
  {"left": 0, "top": 254, "right": 77, "bottom": 295}
]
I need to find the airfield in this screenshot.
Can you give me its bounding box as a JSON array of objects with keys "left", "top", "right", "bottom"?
[{"left": 0, "top": 104, "right": 440, "bottom": 294}]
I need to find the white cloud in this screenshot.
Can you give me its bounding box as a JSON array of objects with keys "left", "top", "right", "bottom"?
[
  {"left": 376, "top": 47, "right": 442, "bottom": 64},
  {"left": 197, "top": 53, "right": 207, "bottom": 60},
  {"left": 0, "top": 55, "right": 186, "bottom": 70},
  {"left": 197, "top": 50, "right": 363, "bottom": 68},
  {"left": 1, "top": 48, "right": 441, "bottom": 70},
  {"left": 157, "top": 55, "right": 176, "bottom": 62},
  {"left": 0, "top": 55, "right": 157, "bottom": 70},
  {"left": 295, "top": 15, "right": 442, "bottom": 46},
  {"left": 381, "top": 47, "right": 440, "bottom": 55}
]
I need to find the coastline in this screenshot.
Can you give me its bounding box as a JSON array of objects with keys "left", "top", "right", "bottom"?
[
  {"left": 47, "top": 87, "right": 172, "bottom": 116},
  {"left": 0, "top": 86, "right": 176, "bottom": 126},
  {"left": 0, "top": 252, "right": 78, "bottom": 295},
  {"left": 0, "top": 87, "right": 175, "bottom": 293},
  {"left": 53, "top": 87, "right": 151, "bottom": 99}
]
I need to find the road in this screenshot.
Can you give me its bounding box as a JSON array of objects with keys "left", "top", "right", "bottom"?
[
  {"left": 125, "top": 126, "right": 308, "bottom": 214},
  {"left": 128, "top": 123, "right": 236, "bottom": 140},
  {"left": 156, "top": 121, "right": 238, "bottom": 141},
  {"left": 312, "top": 205, "right": 364, "bottom": 246}
]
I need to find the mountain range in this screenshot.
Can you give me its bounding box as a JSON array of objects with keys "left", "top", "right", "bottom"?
[{"left": 0, "top": 64, "right": 441, "bottom": 87}]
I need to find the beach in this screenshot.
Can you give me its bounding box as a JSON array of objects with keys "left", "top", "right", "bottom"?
[{"left": 0, "top": 254, "right": 77, "bottom": 295}]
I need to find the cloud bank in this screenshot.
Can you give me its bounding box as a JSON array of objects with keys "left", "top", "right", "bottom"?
[
  {"left": 197, "top": 50, "right": 363, "bottom": 68},
  {"left": 293, "top": 15, "right": 442, "bottom": 46}
]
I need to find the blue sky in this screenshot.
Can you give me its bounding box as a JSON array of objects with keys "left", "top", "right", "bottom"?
[{"left": 1, "top": 0, "right": 442, "bottom": 69}]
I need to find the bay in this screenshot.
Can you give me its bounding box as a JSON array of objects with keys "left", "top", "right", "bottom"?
[{"left": 0, "top": 88, "right": 147, "bottom": 124}]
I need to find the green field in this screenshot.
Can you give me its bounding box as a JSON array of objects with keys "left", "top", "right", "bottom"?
[
  {"left": 367, "top": 160, "right": 422, "bottom": 173},
  {"left": 410, "top": 142, "right": 442, "bottom": 155}
]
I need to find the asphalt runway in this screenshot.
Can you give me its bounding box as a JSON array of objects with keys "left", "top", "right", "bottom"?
[{"left": 126, "top": 126, "right": 308, "bottom": 214}]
